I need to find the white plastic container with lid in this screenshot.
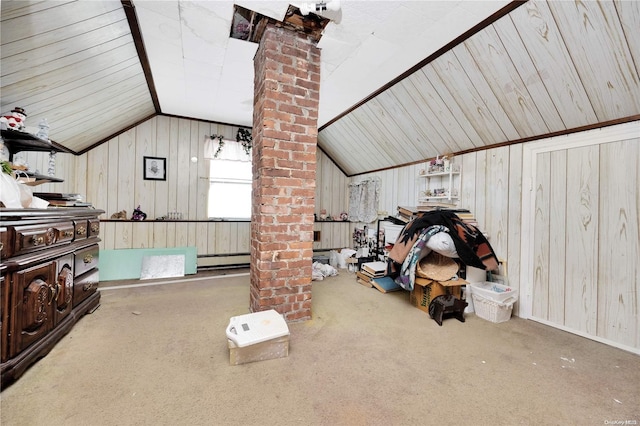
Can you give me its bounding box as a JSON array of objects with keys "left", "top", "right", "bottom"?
[{"left": 226, "top": 309, "right": 289, "bottom": 348}]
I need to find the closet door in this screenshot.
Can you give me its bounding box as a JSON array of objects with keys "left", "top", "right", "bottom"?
[{"left": 526, "top": 135, "right": 639, "bottom": 353}]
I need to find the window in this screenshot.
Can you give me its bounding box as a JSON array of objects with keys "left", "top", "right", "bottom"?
[
  {"left": 208, "top": 159, "right": 252, "bottom": 219},
  {"left": 205, "top": 137, "right": 252, "bottom": 219}
]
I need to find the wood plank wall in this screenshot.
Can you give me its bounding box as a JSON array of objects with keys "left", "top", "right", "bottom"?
[
  {"left": 353, "top": 145, "right": 524, "bottom": 319},
  {"left": 352, "top": 128, "right": 640, "bottom": 322},
  {"left": 20, "top": 115, "right": 352, "bottom": 255},
  {"left": 355, "top": 123, "right": 639, "bottom": 352},
  {"left": 21, "top": 116, "right": 639, "bottom": 350}
]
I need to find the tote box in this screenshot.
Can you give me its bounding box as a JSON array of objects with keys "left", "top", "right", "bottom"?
[{"left": 226, "top": 309, "right": 290, "bottom": 365}]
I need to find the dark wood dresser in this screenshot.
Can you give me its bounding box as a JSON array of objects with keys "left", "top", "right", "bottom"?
[{"left": 1, "top": 207, "right": 104, "bottom": 387}]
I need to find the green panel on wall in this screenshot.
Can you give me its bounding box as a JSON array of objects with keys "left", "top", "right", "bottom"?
[{"left": 99, "top": 247, "right": 197, "bottom": 281}]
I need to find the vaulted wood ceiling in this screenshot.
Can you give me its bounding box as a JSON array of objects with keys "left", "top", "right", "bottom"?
[{"left": 1, "top": 0, "right": 639, "bottom": 177}]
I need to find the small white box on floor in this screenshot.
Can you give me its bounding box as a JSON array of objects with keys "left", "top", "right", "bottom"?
[{"left": 226, "top": 309, "right": 290, "bottom": 365}]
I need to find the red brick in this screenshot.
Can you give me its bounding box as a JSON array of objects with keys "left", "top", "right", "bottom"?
[
  {"left": 252, "top": 25, "right": 319, "bottom": 320},
  {"left": 279, "top": 104, "right": 303, "bottom": 115},
  {"left": 263, "top": 129, "right": 292, "bottom": 141},
  {"left": 293, "top": 116, "right": 317, "bottom": 126},
  {"left": 281, "top": 84, "right": 308, "bottom": 98},
  {"left": 296, "top": 78, "right": 320, "bottom": 92}
]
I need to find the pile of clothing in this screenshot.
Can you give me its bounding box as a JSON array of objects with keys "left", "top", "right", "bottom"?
[{"left": 387, "top": 210, "right": 499, "bottom": 291}]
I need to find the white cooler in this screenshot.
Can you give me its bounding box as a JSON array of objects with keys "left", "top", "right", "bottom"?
[{"left": 226, "top": 309, "right": 290, "bottom": 365}]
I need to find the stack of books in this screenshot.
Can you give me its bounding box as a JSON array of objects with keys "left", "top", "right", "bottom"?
[
  {"left": 397, "top": 205, "right": 450, "bottom": 222},
  {"left": 370, "top": 276, "right": 402, "bottom": 293},
  {"left": 454, "top": 210, "right": 478, "bottom": 227},
  {"left": 356, "top": 270, "right": 374, "bottom": 288},
  {"left": 355, "top": 261, "right": 402, "bottom": 293},
  {"left": 416, "top": 200, "right": 458, "bottom": 210},
  {"left": 397, "top": 206, "right": 426, "bottom": 223},
  {"left": 34, "top": 192, "right": 93, "bottom": 207},
  {"left": 397, "top": 206, "right": 478, "bottom": 227},
  {"left": 361, "top": 261, "right": 387, "bottom": 277}
]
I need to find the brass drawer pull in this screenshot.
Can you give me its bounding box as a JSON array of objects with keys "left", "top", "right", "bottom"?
[
  {"left": 31, "top": 236, "right": 44, "bottom": 246},
  {"left": 83, "top": 254, "right": 94, "bottom": 264},
  {"left": 83, "top": 282, "right": 95, "bottom": 291},
  {"left": 48, "top": 283, "right": 58, "bottom": 305},
  {"left": 76, "top": 225, "right": 86, "bottom": 235},
  {"left": 63, "top": 230, "right": 74, "bottom": 238},
  {"left": 90, "top": 223, "right": 100, "bottom": 233}
]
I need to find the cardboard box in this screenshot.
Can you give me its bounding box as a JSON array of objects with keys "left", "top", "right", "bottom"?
[{"left": 410, "top": 277, "right": 462, "bottom": 313}]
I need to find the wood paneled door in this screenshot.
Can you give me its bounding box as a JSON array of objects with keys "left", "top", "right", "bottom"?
[{"left": 521, "top": 122, "right": 640, "bottom": 354}]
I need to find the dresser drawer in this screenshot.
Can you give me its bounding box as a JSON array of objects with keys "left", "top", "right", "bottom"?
[
  {"left": 73, "top": 269, "right": 99, "bottom": 307},
  {"left": 88, "top": 219, "right": 100, "bottom": 238},
  {"left": 13, "top": 222, "right": 75, "bottom": 256},
  {"left": 74, "top": 244, "right": 99, "bottom": 277},
  {"left": 0, "top": 227, "right": 12, "bottom": 259},
  {"left": 74, "top": 220, "right": 88, "bottom": 240}
]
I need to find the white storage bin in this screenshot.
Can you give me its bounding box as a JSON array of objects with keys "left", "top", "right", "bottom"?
[
  {"left": 471, "top": 293, "right": 516, "bottom": 323},
  {"left": 469, "top": 281, "right": 518, "bottom": 303}
]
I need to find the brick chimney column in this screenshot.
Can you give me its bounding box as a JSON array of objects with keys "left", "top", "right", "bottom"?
[{"left": 250, "top": 24, "right": 320, "bottom": 322}]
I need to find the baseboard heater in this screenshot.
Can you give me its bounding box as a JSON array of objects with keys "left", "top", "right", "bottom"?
[{"left": 197, "top": 248, "right": 345, "bottom": 270}]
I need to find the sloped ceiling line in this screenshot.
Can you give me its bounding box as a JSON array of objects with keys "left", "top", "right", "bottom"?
[
  {"left": 121, "top": 0, "right": 160, "bottom": 113},
  {"left": 318, "top": 1, "right": 528, "bottom": 132}
]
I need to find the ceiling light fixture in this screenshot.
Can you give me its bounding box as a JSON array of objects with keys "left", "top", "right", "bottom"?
[{"left": 297, "top": 0, "right": 341, "bottom": 23}]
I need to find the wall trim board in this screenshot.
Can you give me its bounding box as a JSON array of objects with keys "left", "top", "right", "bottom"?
[{"left": 529, "top": 318, "right": 640, "bottom": 356}]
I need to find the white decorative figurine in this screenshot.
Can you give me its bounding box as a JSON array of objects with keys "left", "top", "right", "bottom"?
[{"left": 37, "top": 118, "right": 50, "bottom": 140}]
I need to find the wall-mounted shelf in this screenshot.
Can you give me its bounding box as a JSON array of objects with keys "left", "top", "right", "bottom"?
[
  {"left": 417, "top": 166, "right": 461, "bottom": 205},
  {"left": 16, "top": 171, "right": 64, "bottom": 184},
  {"left": 1, "top": 129, "right": 71, "bottom": 185},
  {"left": 1, "top": 129, "right": 72, "bottom": 159}
]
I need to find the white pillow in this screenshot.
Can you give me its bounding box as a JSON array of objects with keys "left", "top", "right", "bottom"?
[{"left": 426, "top": 232, "right": 458, "bottom": 258}]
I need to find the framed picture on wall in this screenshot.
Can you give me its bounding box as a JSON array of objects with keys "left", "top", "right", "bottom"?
[{"left": 143, "top": 156, "right": 166, "bottom": 181}]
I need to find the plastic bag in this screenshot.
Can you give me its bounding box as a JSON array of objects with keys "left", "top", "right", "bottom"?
[
  {"left": 17, "top": 181, "right": 33, "bottom": 207},
  {"left": 329, "top": 250, "right": 339, "bottom": 268},
  {"left": 338, "top": 248, "right": 356, "bottom": 269},
  {"left": 31, "top": 195, "right": 49, "bottom": 208},
  {"left": 0, "top": 172, "right": 23, "bottom": 207}
]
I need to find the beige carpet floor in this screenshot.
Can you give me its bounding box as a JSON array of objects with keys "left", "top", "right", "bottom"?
[{"left": 1, "top": 270, "right": 639, "bottom": 426}]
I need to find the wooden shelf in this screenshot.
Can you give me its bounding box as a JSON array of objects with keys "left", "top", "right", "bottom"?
[
  {"left": 17, "top": 171, "right": 64, "bottom": 184},
  {"left": 1, "top": 129, "right": 71, "bottom": 184},
  {"left": 418, "top": 171, "right": 460, "bottom": 178},
  {"left": 1, "top": 129, "right": 73, "bottom": 158},
  {"left": 419, "top": 196, "right": 459, "bottom": 201}
]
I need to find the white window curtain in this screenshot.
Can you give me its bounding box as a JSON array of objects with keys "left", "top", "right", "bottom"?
[
  {"left": 204, "top": 138, "right": 251, "bottom": 162},
  {"left": 348, "top": 177, "right": 380, "bottom": 223},
  {"left": 204, "top": 137, "right": 252, "bottom": 219}
]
